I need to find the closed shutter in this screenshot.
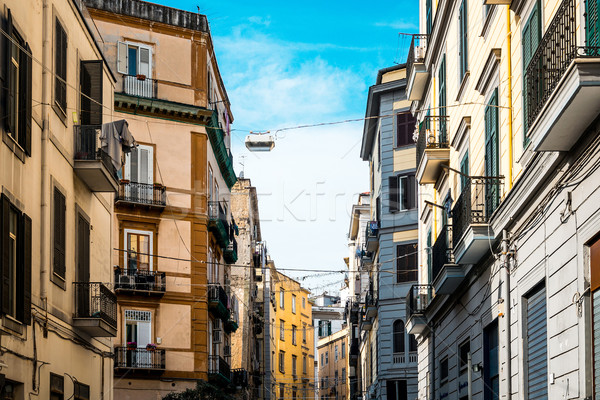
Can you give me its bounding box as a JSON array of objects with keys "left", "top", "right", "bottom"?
[
  {"left": 526, "top": 284, "right": 548, "bottom": 399},
  {"left": 485, "top": 89, "right": 499, "bottom": 216},
  {"left": 594, "top": 289, "right": 600, "bottom": 398},
  {"left": 23, "top": 43, "right": 32, "bottom": 156},
  {"left": 54, "top": 20, "right": 67, "bottom": 111},
  {"left": 137, "top": 320, "right": 152, "bottom": 347},
  {"left": 77, "top": 214, "right": 90, "bottom": 283},
  {"left": 427, "top": 229, "right": 432, "bottom": 283},
  {"left": 117, "top": 41, "right": 128, "bottom": 74},
  {"left": 53, "top": 188, "right": 66, "bottom": 280},
  {"left": 523, "top": 2, "right": 541, "bottom": 133},
  {"left": 459, "top": 1, "right": 468, "bottom": 78},
  {"left": 438, "top": 56, "right": 447, "bottom": 142},
  {"left": 1, "top": 194, "right": 10, "bottom": 314},
  {"left": 407, "top": 174, "right": 416, "bottom": 209},
  {"left": 460, "top": 153, "right": 469, "bottom": 191},
  {"left": 389, "top": 176, "right": 399, "bottom": 213},
  {"left": 1, "top": 10, "right": 13, "bottom": 131},
  {"left": 21, "top": 214, "right": 31, "bottom": 325},
  {"left": 80, "top": 61, "right": 103, "bottom": 126},
  {"left": 139, "top": 47, "right": 150, "bottom": 77},
  {"left": 587, "top": 0, "right": 600, "bottom": 47}
]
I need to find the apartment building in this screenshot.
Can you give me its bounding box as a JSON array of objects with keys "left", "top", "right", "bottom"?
[
  {"left": 406, "top": 0, "right": 600, "bottom": 398},
  {"left": 81, "top": 0, "right": 240, "bottom": 398},
  {"left": 359, "top": 64, "right": 420, "bottom": 400},
  {"left": 270, "top": 266, "right": 315, "bottom": 400},
  {"left": 0, "top": 0, "right": 130, "bottom": 398},
  {"left": 317, "top": 328, "right": 349, "bottom": 400},
  {"left": 230, "top": 177, "right": 264, "bottom": 399}
]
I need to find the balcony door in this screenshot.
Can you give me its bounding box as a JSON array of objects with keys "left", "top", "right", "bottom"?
[
  {"left": 125, "top": 229, "right": 153, "bottom": 272},
  {"left": 124, "top": 144, "right": 154, "bottom": 202},
  {"left": 117, "top": 41, "right": 153, "bottom": 97},
  {"left": 125, "top": 310, "right": 153, "bottom": 366}
]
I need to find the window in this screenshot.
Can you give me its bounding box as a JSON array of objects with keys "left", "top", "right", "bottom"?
[
  {"left": 427, "top": 229, "right": 432, "bottom": 282},
  {"left": 1, "top": 194, "right": 32, "bottom": 324},
  {"left": 525, "top": 284, "right": 548, "bottom": 399},
  {"left": 292, "top": 294, "right": 297, "bottom": 313},
  {"left": 279, "top": 383, "right": 285, "bottom": 400},
  {"left": 124, "top": 144, "right": 154, "bottom": 185},
  {"left": 125, "top": 230, "right": 152, "bottom": 271},
  {"left": 292, "top": 325, "right": 297, "bottom": 345},
  {"left": 292, "top": 387, "right": 297, "bottom": 400},
  {"left": 341, "top": 342, "right": 346, "bottom": 359},
  {"left": 440, "top": 356, "right": 449, "bottom": 386},
  {"left": 393, "top": 320, "right": 405, "bottom": 353},
  {"left": 280, "top": 288, "right": 285, "bottom": 309},
  {"left": 438, "top": 55, "right": 447, "bottom": 142},
  {"left": 303, "top": 354, "right": 307, "bottom": 373},
  {"left": 280, "top": 319, "right": 285, "bottom": 341},
  {"left": 335, "top": 370, "right": 339, "bottom": 386},
  {"left": 73, "top": 382, "right": 90, "bottom": 400},
  {"left": 302, "top": 296, "right": 306, "bottom": 309},
  {"left": 522, "top": 1, "right": 541, "bottom": 134},
  {"left": 396, "top": 113, "right": 416, "bottom": 147},
  {"left": 342, "top": 368, "right": 346, "bottom": 383},
  {"left": 459, "top": 339, "right": 470, "bottom": 375},
  {"left": 50, "top": 373, "right": 64, "bottom": 400},
  {"left": 484, "top": 320, "right": 499, "bottom": 400},
  {"left": 460, "top": 152, "right": 469, "bottom": 191},
  {"left": 80, "top": 61, "right": 103, "bottom": 126},
  {"left": 292, "top": 355, "right": 297, "bottom": 376},
  {"left": 387, "top": 380, "right": 408, "bottom": 400},
  {"left": 302, "top": 323, "right": 307, "bottom": 343},
  {"left": 389, "top": 174, "right": 416, "bottom": 212},
  {"left": 53, "top": 188, "right": 66, "bottom": 283},
  {"left": 409, "top": 334, "right": 418, "bottom": 353},
  {"left": 396, "top": 244, "right": 418, "bottom": 283},
  {"left": 125, "top": 310, "right": 152, "bottom": 348},
  {"left": 485, "top": 88, "right": 500, "bottom": 216},
  {"left": 320, "top": 353, "right": 324, "bottom": 368},
  {"left": 54, "top": 18, "right": 67, "bottom": 113},
  {"left": 335, "top": 345, "right": 339, "bottom": 361},
  {"left": 318, "top": 320, "right": 332, "bottom": 337},
  {"left": 279, "top": 351, "right": 285, "bottom": 373},
  {"left": 325, "top": 351, "right": 329, "bottom": 365},
  {"left": 117, "top": 41, "right": 152, "bottom": 77},
  {"left": 3, "top": 12, "right": 32, "bottom": 156},
  {"left": 458, "top": 0, "right": 468, "bottom": 79}
]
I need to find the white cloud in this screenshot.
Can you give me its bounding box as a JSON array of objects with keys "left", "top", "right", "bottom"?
[
  {"left": 248, "top": 16, "right": 271, "bottom": 27},
  {"left": 374, "top": 20, "right": 418, "bottom": 31}
]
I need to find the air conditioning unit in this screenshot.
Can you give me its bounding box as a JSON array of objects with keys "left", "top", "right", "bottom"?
[{"left": 213, "top": 330, "right": 222, "bottom": 344}]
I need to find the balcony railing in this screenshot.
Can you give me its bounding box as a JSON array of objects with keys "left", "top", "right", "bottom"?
[
  {"left": 73, "top": 125, "right": 119, "bottom": 192},
  {"left": 114, "top": 268, "right": 166, "bottom": 294},
  {"left": 117, "top": 181, "right": 166, "bottom": 206},
  {"left": 393, "top": 353, "right": 405, "bottom": 364},
  {"left": 409, "top": 351, "right": 418, "bottom": 363},
  {"left": 114, "top": 347, "right": 166, "bottom": 371},
  {"left": 452, "top": 177, "right": 503, "bottom": 245},
  {"left": 406, "top": 284, "right": 433, "bottom": 319},
  {"left": 406, "top": 34, "right": 428, "bottom": 80},
  {"left": 73, "top": 282, "right": 117, "bottom": 336},
  {"left": 208, "top": 201, "right": 230, "bottom": 249},
  {"left": 224, "top": 236, "right": 238, "bottom": 264},
  {"left": 416, "top": 116, "right": 449, "bottom": 169},
  {"left": 366, "top": 220, "right": 379, "bottom": 238},
  {"left": 208, "top": 283, "right": 230, "bottom": 321},
  {"left": 431, "top": 225, "right": 453, "bottom": 284},
  {"left": 232, "top": 368, "right": 249, "bottom": 388},
  {"left": 123, "top": 74, "right": 156, "bottom": 98},
  {"left": 209, "top": 355, "right": 231, "bottom": 384}
]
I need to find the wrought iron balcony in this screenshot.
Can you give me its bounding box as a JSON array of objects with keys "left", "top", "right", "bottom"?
[
  {"left": 416, "top": 115, "right": 449, "bottom": 184},
  {"left": 209, "top": 355, "right": 231, "bottom": 385},
  {"left": 524, "top": 0, "right": 600, "bottom": 151},
  {"left": 208, "top": 283, "right": 230, "bottom": 321},
  {"left": 114, "top": 347, "right": 166, "bottom": 373},
  {"left": 360, "top": 244, "right": 374, "bottom": 267},
  {"left": 114, "top": 267, "right": 166, "bottom": 295},
  {"left": 406, "top": 284, "right": 433, "bottom": 335},
  {"left": 73, "top": 125, "right": 119, "bottom": 192},
  {"left": 359, "top": 309, "right": 373, "bottom": 331},
  {"left": 406, "top": 34, "right": 429, "bottom": 101},
  {"left": 73, "top": 282, "right": 117, "bottom": 337},
  {"left": 117, "top": 181, "right": 166, "bottom": 207},
  {"left": 208, "top": 201, "right": 230, "bottom": 249},
  {"left": 365, "top": 220, "right": 379, "bottom": 252},
  {"left": 365, "top": 290, "right": 378, "bottom": 318},
  {"left": 122, "top": 74, "right": 157, "bottom": 98},
  {"left": 232, "top": 368, "right": 249, "bottom": 389},
  {"left": 208, "top": 110, "right": 237, "bottom": 189},
  {"left": 224, "top": 236, "right": 238, "bottom": 264},
  {"left": 452, "top": 177, "right": 503, "bottom": 264},
  {"left": 430, "top": 225, "right": 464, "bottom": 294}
]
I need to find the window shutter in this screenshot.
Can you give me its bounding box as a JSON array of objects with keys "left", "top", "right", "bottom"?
[
  {"left": 1, "top": 195, "right": 10, "bottom": 314},
  {"left": 54, "top": 21, "right": 67, "bottom": 111},
  {"left": 80, "top": 61, "right": 103, "bottom": 126},
  {"left": 438, "top": 56, "right": 447, "bottom": 142},
  {"left": 23, "top": 43, "right": 32, "bottom": 156},
  {"left": 389, "top": 176, "right": 399, "bottom": 213},
  {"left": 16, "top": 213, "right": 31, "bottom": 324},
  {"left": 407, "top": 174, "right": 416, "bottom": 209},
  {"left": 526, "top": 285, "right": 548, "bottom": 399},
  {"left": 139, "top": 47, "right": 150, "bottom": 77},
  {"left": 117, "top": 41, "right": 128, "bottom": 74},
  {"left": 2, "top": 10, "right": 13, "bottom": 131},
  {"left": 587, "top": 0, "right": 600, "bottom": 47},
  {"left": 53, "top": 189, "right": 66, "bottom": 280}
]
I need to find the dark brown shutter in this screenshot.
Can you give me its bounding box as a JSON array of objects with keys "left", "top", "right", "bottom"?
[
  {"left": 54, "top": 20, "right": 67, "bottom": 111},
  {"left": 389, "top": 176, "right": 399, "bottom": 213},
  {"left": 77, "top": 214, "right": 90, "bottom": 283},
  {"left": 22, "top": 214, "right": 31, "bottom": 324},
  {"left": 1, "top": 194, "right": 10, "bottom": 314},
  {"left": 1, "top": 10, "right": 13, "bottom": 131},
  {"left": 80, "top": 60, "right": 103, "bottom": 125},
  {"left": 24, "top": 43, "right": 32, "bottom": 156},
  {"left": 396, "top": 245, "right": 406, "bottom": 283},
  {"left": 53, "top": 188, "right": 66, "bottom": 280},
  {"left": 407, "top": 174, "right": 416, "bottom": 209}
]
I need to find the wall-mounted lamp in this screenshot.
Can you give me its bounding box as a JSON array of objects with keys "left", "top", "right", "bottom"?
[{"left": 472, "top": 363, "right": 483, "bottom": 373}]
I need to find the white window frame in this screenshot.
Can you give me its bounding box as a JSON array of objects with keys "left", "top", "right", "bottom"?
[
  {"left": 124, "top": 228, "right": 154, "bottom": 271},
  {"left": 292, "top": 294, "right": 296, "bottom": 314},
  {"left": 124, "top": 309, "right": 152, "bottom": 347},
  {"left": 124, "top": 144, "right": 154, "bottom": 184},
  {"left": 117, "top": 41, "right": 153, "bottom": 78}
]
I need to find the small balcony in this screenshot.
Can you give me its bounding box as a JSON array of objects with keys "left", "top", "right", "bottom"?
[
  {"left": 525, "top": 0, "right": 600, "bottom": 151},
  {"left": 114, "top": 268, "right": 166, "bottom": 296},
  {"left": 209, "top": 355, "right": 231, "bottom": 386},
  {"left": 365, "top": 290, "right": 378, "bottom": 319},
  {"left": 393, "top": 353, "right": 406, "bottom": 364},
  {"left": 365, "top": 221, "right": 379, "bottom": 252},
  {"left": 360, "top": 244, "right": 374, "bottom": 268},
  {"left": 73, "top": 282, "right": 117, "bottom": 337},
  {"left": 232, "top": 369, "right": 249, "bottom": 389},
  {"left": 360, "top": 309, "right": 373, "bottom": 331},
  {"left": 208, "top": 283, "right": 230, "bottom": 321},
  {"left": 416, "top": 116, "right": 450, "bottom": 185},
  {"left": 224, "top": 314, "right": 239, "bottom": 334},
  {"left": 224, "top": 236, "right": 238, "bottom": 264},
  {"left": 73, "top": 125, "right": 119, "bottom": 192},
  {"left": 409, "top": 351, "right": 417, "bottom": 363},
  {"left": 208, "top": 201, "right": 230, "bottom": 249},
  {"left": 452, "top": 177, "right": 503, "bottom": 265},
  {"left": 431, "top": 226, "right": 465, "bottom": 295},
  {"left": 406, "top": 284, "right": 433, "bottom": 335},
  {"left": 114, "top": 347, "right": 165, "bottom": 374},
  {"left": 122, "top": 74, "right": 157, "bottom": 99},
  {"left": 116, "top": 181, "right": 166, "bottom": 208},
  {"left": 208, "top": 111, "right": 237, "bottom": 189},
  {"left": 406, "top": 34, "right": 429, "bottom": 101}
]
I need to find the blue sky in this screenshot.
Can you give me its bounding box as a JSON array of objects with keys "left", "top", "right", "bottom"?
[{"left": 163, "top": 0, "right": 419, "bottom": 292}]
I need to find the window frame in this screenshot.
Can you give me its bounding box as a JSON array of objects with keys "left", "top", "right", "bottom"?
[
  {"left": 52, "top": 186, "right": 66, "bottom": 288},
  {"left": 292, "top": 294, "right": 297, "bottom": 314},
  {"left": 389, "top": 173, "right": 416, "bottom": 213},
  {"left": 280, "top": 319, "right": 285, "bottom": 341},
  {"left": 53, "top": 17, "right": 67, "bottom": 116},
  {"left": 279, "top": 351, "right": 285, "bottom": 373},
  {"left": 396, "top": 243, "right": 418, "bottom": 283},
  {"left": 395, "top": 112, "right": 416, "bottom": 148},
  {"left": 280, "top": 288, "right": 285, "bottom": 309},
  {"left": 292, "top": 324, "right": 297, "bottom": 345}
]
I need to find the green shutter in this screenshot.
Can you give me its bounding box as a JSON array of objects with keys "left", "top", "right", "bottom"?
[
  {"left": 460, "top": 152, "right": 469, "bottom": 191},
  {"left": 523, "top": 2, "right": 541, "bottom": 135},
  {"left": 426, "top": 0, "right": 433, "bottom": 35},
  {"left": 438, "top": 55, "right": 447, "bottom": 143},
  {"left": 587, "top": 0, "right": 600, "bottom": 47},
  {"left": 485, "top": 89, "right": 500, "bottom": 216},
  {"left": 459, "top": 1, "right": 468, "bottom": 78},
  {"left": 427, "top": 228, "right": 432, "bottom": 284}
]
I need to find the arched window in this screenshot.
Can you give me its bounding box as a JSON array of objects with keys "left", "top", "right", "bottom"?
[
  {"left": 393, "top": 320, "right": 405, "bottom": 353},
  {"left": 409, "top": 334, "right": 418, "bottom": 352}
]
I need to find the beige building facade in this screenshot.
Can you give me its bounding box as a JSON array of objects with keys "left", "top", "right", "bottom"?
[{"left": 317, "top": 328, "right": 349, "bottom": 400}]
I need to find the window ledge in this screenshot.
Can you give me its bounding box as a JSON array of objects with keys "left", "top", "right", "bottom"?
[
  {"left": 455, "top": 71, "right": 470, "bottom": 102},
  {"left": 2, "top": 130, "right": 26, "bottom": 162},
  {"left": 51, "top": 272, "right": 67, "bottom": 290},
  {"left": 481, "top": 5, "right": 497, "bottom": 38},
  {"left": 52, "top": 103, "right": 68, "bottom": 127},
  {"left": 3, "top": 315, "right": 24, "bottom": 335}
]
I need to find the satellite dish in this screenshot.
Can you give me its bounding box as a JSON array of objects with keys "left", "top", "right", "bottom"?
[{"left": 245, "top": 132, "right": 275, "bottom": 152}]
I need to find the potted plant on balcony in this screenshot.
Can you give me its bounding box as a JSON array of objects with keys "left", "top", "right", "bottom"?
[
  {"left": 146, "top": 343, "right": 157, "bottom": 351},
  {"left": 126, "top": 341, "right": 137, "bottom": 350}
]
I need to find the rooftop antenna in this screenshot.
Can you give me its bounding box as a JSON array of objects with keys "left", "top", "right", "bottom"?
[{"left": 238, "top": 155, "right": 246, "bottom": 179}]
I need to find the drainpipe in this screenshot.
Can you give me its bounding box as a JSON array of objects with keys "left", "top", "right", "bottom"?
[
  {"left": 467, "top": 352, "right": 473, "bottom": 400},
  {"left": 40, "top": 0, "right": 50, "bottom": 310},
  {"left": 500, "top": 230, "right": 512, "bottom": 399},
  {"left": 506, "top": 6, "right": 514, "bottom": 189},
  {"left": 431, "top": 323, "right": 436, "bottom": 400}
]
